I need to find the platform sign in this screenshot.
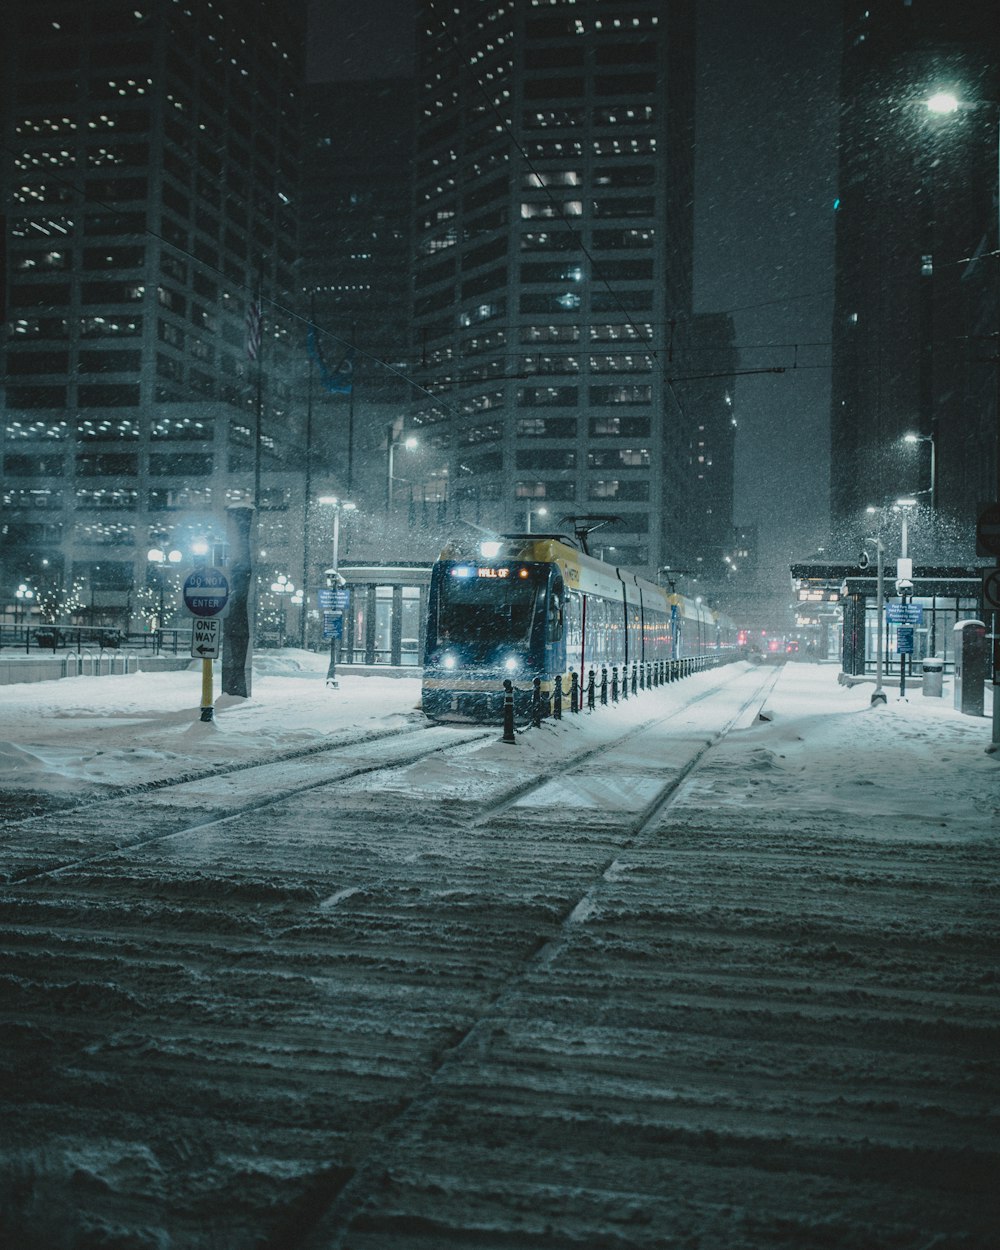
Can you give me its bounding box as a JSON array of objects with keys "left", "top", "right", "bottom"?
[
  {"left": 886, "top": 604, "right": 923, "bottom": 624},
  {"left": 896, "top": 625, "right": 915, "bottom": 654},
  {"left": 190, "top": 617, "right": 221, "bottom": 659},
  {"left": 318, "top": 587, "right": 349, "bottom": 610},
  {"left": 182, "top": 567, "right": 229, "bottom": 617},
  {"left": 322, "top": 611, "right": 343, "bottom": 640}
]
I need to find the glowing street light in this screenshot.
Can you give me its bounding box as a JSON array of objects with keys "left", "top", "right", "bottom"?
[
  {"left": 902, "top": 431, "right": 936, "bottom": 509},
  {"left": 386, "top": 428, "right": 419, "bottom": 510},
  {"left": 525, "top": 505, "right": 547, "bottom": 533},
  {"left": 926, "top": 91, "right": 959, "bottom": 115}
]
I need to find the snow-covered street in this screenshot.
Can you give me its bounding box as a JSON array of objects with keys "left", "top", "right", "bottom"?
[{"left": 1, "top": 658, "right": 997, "bottom": 1248}]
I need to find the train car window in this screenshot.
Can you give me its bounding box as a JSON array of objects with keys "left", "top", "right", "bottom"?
[
  {"left": 565, "top": 589, "right": 582, "bottom": 656},
  {"left": 547, "top": 591, "right": 563, "bottom": 641}
]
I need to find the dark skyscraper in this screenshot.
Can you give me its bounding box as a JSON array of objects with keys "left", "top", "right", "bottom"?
[
  {"left": 829, "top": 0, "right": 1000, "bottom": 544},
  {"left": 409, "top": 0, "right": 709, "bottom": 574},
  {"left": 302, "top": 78, "right": 414, "bottom": 413},
  {"left": 1, "top": 0, "right": 306, "bottom": 628}
]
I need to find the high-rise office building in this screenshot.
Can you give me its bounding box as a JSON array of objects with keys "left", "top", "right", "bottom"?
[
  {"left": 673, "top": 312, "right": 738, "bottom": 581},
  {"left": 829, "top": 0, "right": 1000, "bottom": 543},
  {"left": 302, "top": 79, "right": 415, "bottom": 435},
  {"left": 409, "top": 0, "right": 701, "bottom": 574},
  {"left": 1, "top": 0, "right": 306, "bottom": 629}
]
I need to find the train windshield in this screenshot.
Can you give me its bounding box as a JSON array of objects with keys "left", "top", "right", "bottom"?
[{"left": 436, "top": 570, "right": 540, "bottom": 656}]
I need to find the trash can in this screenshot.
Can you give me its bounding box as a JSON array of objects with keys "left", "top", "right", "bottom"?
[{"left": 921, "top": 656, "right": 943, "bottom": 698}]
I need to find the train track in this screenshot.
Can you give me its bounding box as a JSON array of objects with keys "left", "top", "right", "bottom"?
[
  {"left": 293, "top": 661, "right": 785, "bottom": 1248},
  {"left": 2, "top": 661, "right": 822, "bottom": 1250},
  {"left": 1, "top": 663, "right": 777, "bottom": 889}
]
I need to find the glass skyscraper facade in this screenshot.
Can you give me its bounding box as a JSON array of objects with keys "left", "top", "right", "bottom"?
[
  {"left": 1, "top": 0, "right": 306, "bottom": 627},
  {"left": 409, "top": 0, "right": 703, "bottom": 575}
]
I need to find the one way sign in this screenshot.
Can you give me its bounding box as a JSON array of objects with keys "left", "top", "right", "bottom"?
[{"left": 190, "top": 617, "right": 221, "bottom": 659}]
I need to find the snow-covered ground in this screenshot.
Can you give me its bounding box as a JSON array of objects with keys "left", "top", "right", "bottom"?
[
  {"left": 0, "top": 650, "right": 995, "bottom": 824},
  {"left": 1, "top": 657, "right": 998, "bottom": 1248}
]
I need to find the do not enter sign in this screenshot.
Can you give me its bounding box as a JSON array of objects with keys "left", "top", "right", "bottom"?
[{"left": 183, "top": 567, "right": 230, "bottom": 617}]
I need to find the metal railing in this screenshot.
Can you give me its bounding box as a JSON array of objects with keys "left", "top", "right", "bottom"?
[
  {"left": 501, "top": 652, "right": 737, "bottom": 740},
  {"left": 0, "top": 625, "right": 193, "bottom": 656}
]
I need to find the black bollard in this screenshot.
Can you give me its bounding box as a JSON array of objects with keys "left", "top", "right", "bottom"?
[
  {"left": 632, "top": 662, "right": 638, "bottom": 696},
  {"left": 600, "top": 665, "right": 608, "bottom": 705},
  {"left": 570, "top": 668, "right": 579, "bottom": 713},
  {"left": 639, "top": 661, "right": 645, "bottom": 691},
  {"left": 587, "top": 667, "right": 596, "bottom": 710},
  {"left": 621, "top": 663, "right": 628, "bottom": 700},
  {"left": 501, "top": 678, "right": 517, "bottom": 744},
  {"left": 554, "top": 673, "right": 563, "bottom": 719},
  {"left": 647, "top": 662, "right": 653, "bottom": 689},
  {"left": 659, "top": 660, "right": 665, "bottom": 685},
  {"left": 611, "top": 665, "right": 619, "bottom": 702},
  {"left": 531, "top": 676, "right": 542, "bottom": 727}
]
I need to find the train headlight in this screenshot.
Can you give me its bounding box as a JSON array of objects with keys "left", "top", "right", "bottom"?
[
  {"left": 442, "top": 654, "right": 457, "bottom": 669},
  {"left": 504, "top": 656, "right": 518, "bottom": 672}
]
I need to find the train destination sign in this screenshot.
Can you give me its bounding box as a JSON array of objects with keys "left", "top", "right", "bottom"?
[{"left": 182, "top": 567, "right": 230, "bottom": 617}]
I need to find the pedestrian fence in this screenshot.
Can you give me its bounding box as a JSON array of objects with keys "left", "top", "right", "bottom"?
[{"left": 500, "top": 653, "right": 735, "bottom": 741}]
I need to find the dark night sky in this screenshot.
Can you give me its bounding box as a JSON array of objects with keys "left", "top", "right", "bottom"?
[{"left": 307, "top": 0, "right": 842, "bottom": 586}]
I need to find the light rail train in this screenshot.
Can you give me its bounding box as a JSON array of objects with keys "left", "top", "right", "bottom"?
[{"left": 421, "top": 533, "right": 741, "bottom": 722}]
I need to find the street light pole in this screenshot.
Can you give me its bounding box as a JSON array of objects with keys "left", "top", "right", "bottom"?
[
  {"left": 903, "top": 432, "right": 936, "bottom": 510},
  {"left": 386, "top": 430, "right": 418, "bottom": 511},
  {"left": 318, "top": 497, "right": 355, "bottom": 688},
  {"left": 873, "top": 536, "right": 886, "bottom": 705},
  {"left": 526, "top": 505, "right": 547, "bottom": 534}
]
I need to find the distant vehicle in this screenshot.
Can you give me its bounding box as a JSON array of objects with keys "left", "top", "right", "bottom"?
[{"left": 422, "top": 532, "right": 741, "bottom": 722}]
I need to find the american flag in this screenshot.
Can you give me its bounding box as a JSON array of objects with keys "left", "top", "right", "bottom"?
[{"left": 245, "top": 297, "right": 262, "bottom": 361}]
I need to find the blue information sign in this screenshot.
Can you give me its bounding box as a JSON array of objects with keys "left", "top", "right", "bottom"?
[
  {"left": 182, "top": 567, "right": 230, "bottom": 618},
  {"left": 896, "top": 625, "right": 915, "bottom": 654},
  {"left": 318, "top": 588, "right": 350, "bottom": 610},
  {"left": 321, "top": 611, "right": 343, "bottom": 640},
  {"left": 886, "top": 604, "right": 923, "bottom": 624}
]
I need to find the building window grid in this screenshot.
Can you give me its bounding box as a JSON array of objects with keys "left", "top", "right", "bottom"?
[{"left": 410, "top": 17, "right": 667, "bottom": 558}]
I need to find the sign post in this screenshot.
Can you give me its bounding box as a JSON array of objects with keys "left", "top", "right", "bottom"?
[
  {"left": 183, "top": 567, "right": 230, "bottom": 722},
  {"left": 896, "top": 624, "right": 914, "bottom": 698},
  {"left": 318, "top": 584, "right": 349, "bottom": 688}
]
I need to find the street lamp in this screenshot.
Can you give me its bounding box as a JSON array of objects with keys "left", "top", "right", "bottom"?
[
  {"left": 318, "top": 496, "right": 356, "bottom": 686},
  {"left": 269, "top": 574, "right": 296, "bottom": 645},
  {"left": 146, "top": 547, "right": 182, "bottom": 638},
  {"left": 15, "top": 582, "right": 35, "bottom": 627},
  {"left": 525, "top": 505, "right": 547, "bottom": 533},
  {"left": 902, "top": 432, "right": 936, "bottom": 509},
  {"left": 386, "top": 429, "right": 418, "bottom": 510},
  {"left": 926, "top": 91, "right": 959, "bottom": 116}
]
